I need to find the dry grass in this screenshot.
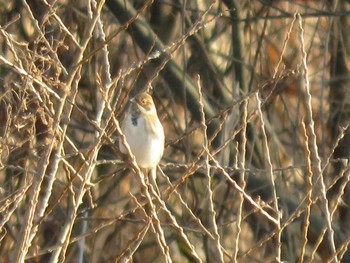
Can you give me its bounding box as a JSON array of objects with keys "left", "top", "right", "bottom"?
[{"left": 0, "top": 1, "right": 350, "bottom": 262}]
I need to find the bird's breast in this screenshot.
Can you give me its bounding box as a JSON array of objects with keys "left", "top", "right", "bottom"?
[{"left": 122, "top": 115, "right": 164, "bottom": 168}]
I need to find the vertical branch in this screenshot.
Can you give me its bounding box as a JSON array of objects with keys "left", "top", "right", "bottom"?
[
  {"left": 298, "top": 121, "right": 313, "bottom": 263},
  {"left": 256, "top": 93, "right": 281, "bottom": 261},
  {"left": 196, "top": 75, "right": 224, "bottom": 262},
  {"left": 273, "top": 13, "right": 298, "bottom": 79},
  {"left": 77, "top": 0, "right": 112, "bottom": 261},
  {"left": 327, "top": 1, "right": 350, "bottom": 229},
  {"left": 297, "top": 13, "right": 338, "bottom": 261},
  {"left": 232, "top": 98, "right": 248, "bottom": 263}
]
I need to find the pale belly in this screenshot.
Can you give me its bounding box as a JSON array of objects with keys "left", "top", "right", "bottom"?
[{"left": 120, "top": 115, "right": 164, "bottom": 169}]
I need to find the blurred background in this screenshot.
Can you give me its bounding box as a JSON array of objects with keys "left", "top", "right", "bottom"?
[{"left": 0, "top": 0, "right": 349, "bottom": 262}]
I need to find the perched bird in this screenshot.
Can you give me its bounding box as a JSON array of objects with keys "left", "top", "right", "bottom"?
[{"left": 120, "top": 92, "right": 164, "bottom": 194}]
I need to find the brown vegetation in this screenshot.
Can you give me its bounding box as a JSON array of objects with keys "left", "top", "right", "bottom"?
[{"left": 0, "top": 0, "right": 349, "bottom": 262}]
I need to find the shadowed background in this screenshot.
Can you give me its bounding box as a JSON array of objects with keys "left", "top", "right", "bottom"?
[{"left": 0, "top": 0, "right": 350, "bottom": 262}]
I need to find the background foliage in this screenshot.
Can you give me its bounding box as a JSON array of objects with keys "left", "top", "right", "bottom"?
[{"left": 0, "top": 0, "right": 350, "bottom": 262}]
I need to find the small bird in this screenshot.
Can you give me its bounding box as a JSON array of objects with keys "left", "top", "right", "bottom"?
[{"left": 120, "top": 92, "right": 164, "bottom": 194}]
